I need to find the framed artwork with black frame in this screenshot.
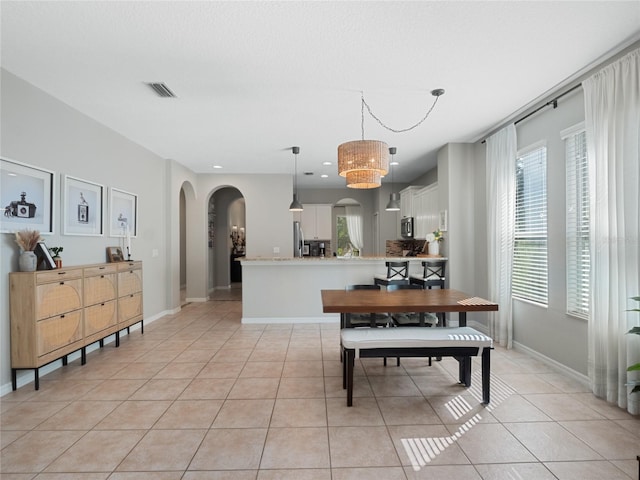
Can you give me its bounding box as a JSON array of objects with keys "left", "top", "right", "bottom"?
[
  {"left": 109, "top": 188, "right": 137, "bottom": 238},
  {"left": 63, "top": 175, "right": 105, "bottom": 236},
  {"left": 35, "top": 241, "right": 57, "bottom": 270},
  {"left": 1, "top": 157, "right": 54, "bottom": 234}
]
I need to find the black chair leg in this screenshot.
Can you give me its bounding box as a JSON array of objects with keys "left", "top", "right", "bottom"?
[{"left": 346, "top": 349, "right": 355, "bottom": 406}]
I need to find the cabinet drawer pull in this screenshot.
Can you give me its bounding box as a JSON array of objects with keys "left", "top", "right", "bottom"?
[
  {"left": 59, "top": 281, "right": 65, "bottom": 285},
  {"left": 101, "top": 303, "right": 105, "bottom": 306},
  {"left": 60, "top": 314, "right": 65, "bottom": 318},
  {"left": 99, "top": 267, "right": 105, "bottom": 270},
  {"left": 100, "top": 275, "right": 105, "bottom": 278},
  {"left": 58, "top": 272, "right": 66, "bottom": 275}
]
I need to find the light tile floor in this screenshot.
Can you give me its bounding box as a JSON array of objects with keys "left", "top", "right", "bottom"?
[{"left": 2, "top": 287, "right": 639, "bottom": 479}]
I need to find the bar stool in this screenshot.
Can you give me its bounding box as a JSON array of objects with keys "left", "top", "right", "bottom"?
[
  {"left": 374, "top": 261, "right": 409, "bottom": 287},
  {"left": 410, "top": 259, "right": 447, "bottom": 327},
  {"left": 409, "top": 259, "right": 446, "bottom": 289}
]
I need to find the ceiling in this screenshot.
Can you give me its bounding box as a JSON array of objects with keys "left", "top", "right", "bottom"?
[{"left": 2, "top": 1, "right": 639, "bottom": 188}]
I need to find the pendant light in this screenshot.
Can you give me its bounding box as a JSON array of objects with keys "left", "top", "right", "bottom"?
[
  {"left": 338, "top": 89, "right": 445, "bottom": 189},
  {"left": 337, "top": 94, "right": 389, "bottom": 189},
  {"left": 289, "top": 146, "right": 303, "bottom": 211},
  {"left": 385, "top": 147, "right": 401, "bottom": 211}
]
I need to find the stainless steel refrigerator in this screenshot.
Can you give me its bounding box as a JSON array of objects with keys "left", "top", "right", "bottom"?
[{"left": 293, "top": 221, "right": 304, "bottom": 257}]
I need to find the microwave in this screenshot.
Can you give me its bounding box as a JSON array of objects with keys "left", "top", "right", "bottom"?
[{"left": 401, "top": 217, "right": 414, "bottom": 239}]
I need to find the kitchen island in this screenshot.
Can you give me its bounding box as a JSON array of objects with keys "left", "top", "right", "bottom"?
[{"left": 240, "top": 256, "right": 446, "bottom": 323}]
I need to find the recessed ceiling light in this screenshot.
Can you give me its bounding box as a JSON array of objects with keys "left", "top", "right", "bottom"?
[
  {"left": 322, "top": 161, "right": 332, "bottom": 166},
  {"left": 212, "top": 165, "right": 223, "bottom": 169},
  {"left": 321, "top": 174, "right": 328, "bottom": 178}
]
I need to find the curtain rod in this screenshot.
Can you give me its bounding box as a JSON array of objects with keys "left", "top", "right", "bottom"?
[
  {"left": 514, "top": 83, "right": 582, "bottom": 125},
  {"left": 482, "top": 83, "right": 583, "bottom": 143}
]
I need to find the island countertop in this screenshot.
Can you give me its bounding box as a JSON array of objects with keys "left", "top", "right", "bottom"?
[{"left": 240, "top": 256, "right": 446, "bottom": 265}]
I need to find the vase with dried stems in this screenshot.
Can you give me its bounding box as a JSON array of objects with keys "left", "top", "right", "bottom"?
[{"left": 15, "top": 229, "right": 42, "bottom": 272}]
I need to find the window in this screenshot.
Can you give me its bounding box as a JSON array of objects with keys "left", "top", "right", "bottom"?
[
  {"left": 335, "top": 215, "right": 359, "bottom": 256},
  {"left": 513, "top": 143, "right": 548, "bottom": 304},
  {"left": 564, "top": 125, "right": 590, "bottom": 319}
]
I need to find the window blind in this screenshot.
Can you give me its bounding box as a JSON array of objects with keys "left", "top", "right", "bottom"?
[
  {"left": 564, "top": 127, "right": 589, "bottom": 319},
  {"left": 513, "top": 144, "right": 548, "bottom": 305}
]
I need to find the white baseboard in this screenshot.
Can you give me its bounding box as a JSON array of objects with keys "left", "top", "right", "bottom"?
[
  {"left": 450, "top": 319, "right": 589, "bottom": 389},
  {"left": 242, "top": 315, "right": 340, "bottom": 324},
  {"left": 513, "top": 340, "right": 590, "bottom": 388},
  {"left": 185, "top": 297, "right": 209, "bottom": 303}
]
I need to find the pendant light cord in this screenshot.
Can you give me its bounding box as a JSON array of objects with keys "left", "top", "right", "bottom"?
[
  {"left": 361, "top": 89, "right": 444, "bottom": 134},
  {"left": 293, "top": 150, "right": 298, "bottom": 193}
]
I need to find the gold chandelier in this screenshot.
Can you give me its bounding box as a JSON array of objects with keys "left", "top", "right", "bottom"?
[{"left": 337, "top": 89, "right": 445, "bottom": 189}]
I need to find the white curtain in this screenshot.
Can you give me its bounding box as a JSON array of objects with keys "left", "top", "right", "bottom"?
[
  {"left": 584, "top": 48, "right": 640, "bottom": 415},
  {"left": 486, "top": 124, "right": 517, "bottom": 348},
  {"left": 344, "top": 205, "right": 364, "bottom": 253}
]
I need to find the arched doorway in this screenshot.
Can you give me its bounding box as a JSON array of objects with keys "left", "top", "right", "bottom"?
[
  {"left": 208, "top": 187, "right": 245, "bottom": 296},
  {"left": 178, "top": 181, "right": 197, "bottom": 307}
]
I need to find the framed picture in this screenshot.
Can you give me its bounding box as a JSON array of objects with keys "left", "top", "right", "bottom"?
[
  {"left": 63, "top": 175, "right": 104, "bottom": 236},
  {"left": 109, "top": 188, "right": 137, "bottom": 237},
  {"left": 106, "top": 246, "right": 124, "bottom": 263},
  {"left": 1, "top": 158, "right": 55, "bottom": 234},
  {"left": 35, "top": 241, "right": 56, "bottom": 270},
  {"left": 439, "top": 209, "right": 448, "bottom": 232}
]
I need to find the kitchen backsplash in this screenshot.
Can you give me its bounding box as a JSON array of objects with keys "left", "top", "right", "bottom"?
[{"left": 386, "top": 239, "right": 427, "bottom": 257}]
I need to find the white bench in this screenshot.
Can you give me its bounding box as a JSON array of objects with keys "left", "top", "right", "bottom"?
[{"left": 341, "top": 326, "right": 493, "bottom": 406}]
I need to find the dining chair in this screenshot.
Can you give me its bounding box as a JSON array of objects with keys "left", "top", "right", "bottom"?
[
  {"left": 343, "top": 284, "right": 391, "bottom": 328},
  {"left": 373, "top": 260, "right": 410, "bottom": 287},
  {"left": 409, "top": 259, "right": 446, "bottom": 289},
  {"left": 387, "top": 283, "right": 438, "bottom": 366},
  {"left": 340, "top": 284, "right": 392, "bottom": 367},
  {"left": 387, "top": 283, "right": 438, "bottom": 327}
]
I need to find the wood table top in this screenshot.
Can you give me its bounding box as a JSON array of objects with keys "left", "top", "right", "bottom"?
[{"left": 321, "top": 288, "right": 498, "bottom": 314}]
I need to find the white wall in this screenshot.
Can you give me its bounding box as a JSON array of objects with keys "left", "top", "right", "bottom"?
[
  {"left": 0, "top": 69, "right": 171, "bottom": 390},
  {"left": 511, "top": 89, "right": 588, "bottom": 374}
]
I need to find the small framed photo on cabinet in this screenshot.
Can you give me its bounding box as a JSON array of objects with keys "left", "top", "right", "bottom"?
[{"left": 106, "top": 246, "right": 124, "bottom": 263}]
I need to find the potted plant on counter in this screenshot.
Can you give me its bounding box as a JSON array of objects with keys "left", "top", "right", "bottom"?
[
  {"left": 14, "top": 229, "right": 42, "bottom": 271},
  {"left": 426, "top": 229, "right": 444, "bottom": 256},
  {"left": 49, "top": 246, "right": 64, "bottom": 269}
]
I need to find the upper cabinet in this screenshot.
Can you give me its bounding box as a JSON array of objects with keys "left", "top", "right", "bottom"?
[
  {"left": 414, "top": 184, "right": 439, "bottom": 239},
  {"left": 300, "top": 204, "right": 332, "bottom": 240},
  {"left": 399, "top": 186, "right": 423, "bottom": 219}
]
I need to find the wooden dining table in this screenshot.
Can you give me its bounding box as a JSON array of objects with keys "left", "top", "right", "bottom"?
[
  {"left": 323, "top": 288, "right": 498, "bottom": 403},
  {"left": 321, "top": 288, "right": 498, "bottom": 328}
]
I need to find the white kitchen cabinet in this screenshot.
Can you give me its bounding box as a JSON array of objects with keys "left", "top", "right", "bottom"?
[
  {"left": 399, "top": 186, "right": 423, "bottom": 219},
  {"left": 301, "top": 204, "right": 332, "bottom": 240},
  {"left": 414, "top": 184, "right": 439, "bottom": 239}
]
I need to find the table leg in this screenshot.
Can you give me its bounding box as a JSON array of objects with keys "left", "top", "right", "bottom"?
[{"left": 459, "top": 311, "right": 467, "bottom": 327}]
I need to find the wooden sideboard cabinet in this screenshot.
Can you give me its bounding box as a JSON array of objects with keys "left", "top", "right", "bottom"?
[
  {"left": 9, "top": 261, "right": 143, "bottom": 390},
  {"left": 116, "top": 261, "right": 143, "bottom": 346}
]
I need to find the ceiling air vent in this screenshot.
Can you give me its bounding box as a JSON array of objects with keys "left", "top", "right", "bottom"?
[{"left": 145, "top": 82, "right": 176, "bottom": 98}]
